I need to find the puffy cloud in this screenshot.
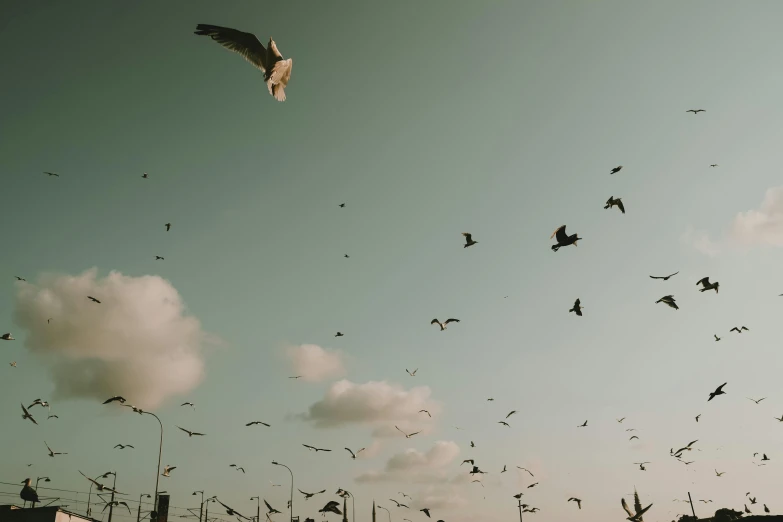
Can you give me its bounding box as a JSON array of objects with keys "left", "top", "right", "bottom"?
[
  {"left": 681, "top": 226, "right": 721, "bottom": 256},
  {"left": 286, "top": 344, "right": 345, "bottom": 382},
  {"left": 355, "top": 441, "right": 459, "bottom": 483},
  {"left": 300, "top": 379, "right": 440, "bottom": 436},
  {"left": 729, "top": 186, "right": 783, "bottom": 246},
  {"left": 13, "top": 268, "right": 212, "bottom": 409}
]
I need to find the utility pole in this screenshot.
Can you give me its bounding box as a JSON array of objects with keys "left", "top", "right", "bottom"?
[
  {"left": 687, "top": 492, "right": 697, "bottom": 519},
  {"left": 108, "top": 473, "right": 118, "bottom": 522},
  {"left": 517, "top": 499, "right": 524, "bottom": 522}
]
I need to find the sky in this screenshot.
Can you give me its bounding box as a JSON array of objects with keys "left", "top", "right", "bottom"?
[{"left": 2, "top": 1, "right": 783, "bottom": 521}]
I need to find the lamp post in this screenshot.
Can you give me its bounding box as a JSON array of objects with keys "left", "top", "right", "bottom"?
[
  {"left": 377, "top": 505, "right": 391, "bottom": 522},
  {"left": 336, "top": 490, "right": 355, "bottom": 522},
  {"left": 517, "top": 499, "right": 524, "bottom": 522},
  {"left": 138, "top": 494, "right": 152, "bottom": 522},
  {"left": 141, "top": 411, "right": 164, "bottom": 519},
  {"left": 203, "top": 497, "right": 216, "bottom": 522},
  {"left": 192, "top": 492, "right": 204, "bottom": 522},
  {"left": 101, "top": 471, "right": 117, "bottom": 522},
  {"left": 32, "top": 477, "right": 50, "bottom": 508},
  {"left": 250, "top": 497, "right": 260, "bottom": 522},
  {"left": 271, "top": 462, "right": 293, "bottom": 522},
  {"left": 86, "top": 482, "right": 95, "bottom": 517}
]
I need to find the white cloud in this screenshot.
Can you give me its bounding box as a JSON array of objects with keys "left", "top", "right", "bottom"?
[
  {"left": 356, "top": 441, "right": 460, "bottom": 484},
  {"left": 729, "top": 186, "right": 783, "bottom": 246},
  {"left": 300, "top": 379, "right": 440, "bottom": 436},
  {"left": 286, "top": 344, "right": 345, "bottom": 382},
  {"left": 681, "top": 226, "right": 721, "bottom": 256},
  {"left": 13, "top": 268, "right": 213, "bottom": 409}
]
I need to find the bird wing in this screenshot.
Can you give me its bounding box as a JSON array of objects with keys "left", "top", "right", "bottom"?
[
  {"left": 551, "top": 225, "right": 566, "bottom": 242},
  {"left": 344, "top": 448, "right": 355, "bottom": 458},
  {"left": 730, "top": 327, "right": 739, "bottom": 332},
  {"left": 264, "top": 500, "right": 274, "bottom": 512},
  {"left": 194, "top": 25, "right": 268, "bottom": 71},
  {"left": 696, "top": 277, "right": 710, "bottom": 287},
  {"left": 395, "top": 425, "right": 407, "bottom": 436},
  {"left": 462, "top": 232, "right": 472, "bottom": 241},
  {"left": 573, "top": 298, "right": 580, "bottom": 307},
  {"left": 716, "top": 383, "right": 727, "bottom": 393},
  {"left": 507, "top": 411, "right": 516, "bottom": 418},
  {"left": 621, "top": 498, "right": 634, "bottom": 518},
  {"left": 430, "top": 319, "right": 440, "bottom": 325},
  {"left": 444, "top": 318, "right": 459, "bottom": 324},
  {"left": 617, "top": 200, "right": 625, "bottom": 213},
  {"left": 302, "top": 444, "right": 315, "bottom": 450},
  {"left": 176, "top": 426, "right": 191, "bottom": 435},
  {"left": 409, "top": 431, "right": 421, "bottom": 437}
]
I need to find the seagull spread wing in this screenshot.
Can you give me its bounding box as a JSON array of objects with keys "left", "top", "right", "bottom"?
[{"left": 195, "top": 24, "right": 268, "bottom": 71}]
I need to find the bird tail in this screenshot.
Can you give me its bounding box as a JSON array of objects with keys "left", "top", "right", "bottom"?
[
  {"left": 551, "top": 245, "right": 559, "bottom": 252},
  {"left": 268, "top": 82, "right": 286, "bottom": 102}
]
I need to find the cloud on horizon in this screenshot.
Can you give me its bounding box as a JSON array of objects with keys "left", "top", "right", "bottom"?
[
  {"left": 13, "top": 268, "right": 213, "bottom": 409},
  {"left": 683, "top": 186, "right": 783, "bottom": 255},
  {"left": 299, "top": 379, "right": 440, "bottom": 437},
  {"left": 286, "top": 343, "right": 345, "bottom": 382},
  {"left": 355, "top": 440, "right": 460, "bottom": 483}
]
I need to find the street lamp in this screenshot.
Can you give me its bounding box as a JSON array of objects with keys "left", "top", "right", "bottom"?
[
  {"left": 250, "top": 497, "right": 260, "bottom": 522},
  {"left": 100, "top": 472, "right": 118, "bottom": 522},
  {"left": 138, "top": 494, "right": 152, "bottom": 522},
  {"left": 192, "top": 492, "right": 204, "bottom": 522},
  {"left": 32, "top": 477, "right": 50, "bottom": 508},
  {"left": 271, "top": 461, "right": 293, "bottom": 522},
  {"left": 336, "top": 489, "right": 355, "bottom": 522},
  {"left": 203, "top": 497, "right": 217, "bottom": 522},
  {"left": 377, "top": 505, "right": 391, "bottom": 522},
  {"left": 141, "top": 411, "right": 164, "bottom": 519}
]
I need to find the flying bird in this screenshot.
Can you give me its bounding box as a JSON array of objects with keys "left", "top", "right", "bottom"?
[
  {"left": 506, "top": 410, "right": 517, "bottom": 419},
  {"left": 714, "top": 335, "right": 720, "bottom": 341},
  {"left": 246, "top": 421, "right": 270, "bottom": 427},
  {"left": 761, "top": 453, "right": 770, "bottom": 461},
  {"left": 551, "top": 225, "right": 581, "bottom": 251},
  {"left": 319, "top": 501, "right": 342, "bottom": 515},
  {"left": 696, "top": 277, "right": 719, "bottom": 293},
  {"left": 194, "top": 24, "right": 293, "bottom": 102},
  {"left": 87, "top": 296, "right": 101, "bottom": 303},
  {"left": 44, "top": 172, "right": 59, "bottom": 177},
  {"left": 462, "top": 233, "right": 478, "bottom": 248},
  {"left": 142, "top": 173, "right": 148, "bottom": 178},
  {"left": 102, "top": 396, "right": 126, "bottom": 404},
  {"left": 649, "top": 272, "right": 679, "bottom": 281},
  {"left": 430, "top": 318, "right": 459, "bottom": 331},
  {"left": 181, "top": 402, "right": 195, "bottom": 408},
  {"left": 634, "top": 462, "right": 649, "bottom": 471},
  {"left": 621, "top": 491, "right": 652, "bottom": 522},
  {"left": 14, "top": 276, "right": 26, "bottom": 281},
  {"left": 406, "top": 369, "right": 418, "bottom": 376},
  {"left": 77, "top": 471, "right": 122, "bottom": 493},
  {"left": 610, "top": 166, "right": 623, "bottom": 174},
  {"left": 527, "top": 483, "right": 539, "bottom": 489},
  {"left": 338, "top": 203, "right": 345, "bottom": 208},
  {"left": 715, "top": 469, "right": 726, "bottom": 477},
  {"left": 604, "top": 196, "right": 625, "bottom": 213},
  {"left": 498, "top": 421, "right": 510, "bottom": 427},
  {"left": 708, "top": 383, "right": 727, "bottom": 401},
  {"left": 629, "top": 435, "right": 639, "bottom": 441},
  {"left": 501, "top": 465, "right": 507, "bottom": 473},
  {"left": 165, "top": 223, "right": 171, "bottom": 231},
  {"left": 655, "top": 295, "right": 678, "bottom": 310},
  {"left": 395, "top": 426, "right": 421, "bottom": 439},
  {"left": 288, "top": 376, "right": 301, "bottom": 379},
  {"left": 578, "top": 420, "right": 588, "bottom": 427},
  {"left": 155, "top": 256, "right": 165, "bottom": 260},
  {"left": 569, "top": 298, "right": 583, "bottom": 316},
  {"left": 1, "top": 333, "right": 15, "bottom": 340},
  {"left": 617, "top": 417, "right": 625, "bottom": 423},
  {"left": 47, "top": 414, "right": 58, "bottom": 419},
  {"left": 114, "top": 444, "right": 134, "bottom": 449},
  {"left": 419, "top": 409, "right": 431, "bottom": 417},
  {"left": 461, "top": 459, "right": 474, "bottom": 466},
  {"left": 299, "top": 489, "right": 325, "bottom": 500},
  {"left": 748, "top": 397, "right": 766, "bottom": 404},
  {"left": 710, "top": 164, "right": 718, "bottom": 167},
  {"left": 102, "top": 502, "right": 132, "bottom": 515},
  {"left": 20, "top": 404, "right": 37, "bottom": 425},
  {"left": 695, "top": 414, "right": 701, "bottom": 422},
  {"left": 686, "top": 109, "right": 706, "bottom": 114},
  {"left": 568, "top": 498, "right": 582, "bottom": 510},
  {"left": 335, "top": 331, "right": 344, "bottom": 337},
  {"left": 730, "top": 326, "right": 749, "bottom": 333},
  {"left": 517, "top": 467, "right": 534, "bottom": 476},
  {"left": 264, "top": 500, "right": 281, "bottom": 515},
  {"left": 302, "top": 444, "right": 331, "bottom": 452},
  {"left": 420, "top": 508, "right": 431, "bottom": 518},
  {"left": 774, "top": 414, "right": 783, "bottom": 422},
  {"left": 45, "top": 441, "right": 67, "bottom": 457},
  {"left": 389, "top": 499, "right": 408, "bottom": 508},
  {"left": 9, "top": 361, "right": 17, "bottom": 367},
  {"left": 470, "top": 466, "right": 486, "bottom": 475},
  {"left": 344, "top": 447, "right": 365, "bottom": 459},
  {"left": 28, "top": 399, "right": 49, "bottom": 409},
  {"left": 176, "top": 426, "right": 206, "bottom": 437},
  {"left": 161, "top": 465, "right": 177, "bottom": 477}
]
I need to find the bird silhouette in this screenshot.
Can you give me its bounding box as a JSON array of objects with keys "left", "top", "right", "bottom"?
[
  {"left": 420, "top": 508, "right": 431, "bottom": 518},
  {"left": 634, "top": 462, "right": 649, "bottom": 471},
  {"left": 431, "top": 318, "right": 459, "bottom": 331},
  {"left": 344, "top": 447, "right": 365, "bottom": 459},
  {"left": 395, "top": 426, "right": 421, "bottom": 439},
  {"left": 656, "top": 295, "right": 678, "bottom": 310},
  {"left": 161, "top": 465, "right": 177, "bottom": 477},
  {"left": 708, "top": 383, "right": 727, "bottom": 401},
  {"left": 730, "top": 326, "right": 749, "bottom": 333},
  {"left": 551, "top": 225, "right": 582, "bottom": 251},
  {"left": 1, "top": 333, "right": 15, "bottom": 340},
  {"left": 102, "top": 396, "right": 126, "bottom": 404},
  {"left": 568, "top": 498, "right": 582, "bottom": 509},
  {"left": 114, "top": 444, "right": 134, "bottom": 449},
  {"left": 45, "top": 441, "right": 67, "bottom": 457},
  {"left": 419, "top": 410, "right": 431, "bottom": 417},
  {"left": 181, "top": 402, "right": 195, "bottom": 408},
  {"left": 335, "top": 332, "right": 344, "bottom": 337},
  {"left": 517, "top": 467, "right": 534, "bottom": 476},
  {"left": 406, "top": 368, "right": 418, "bottom": 376},
  {"left": 155, "top": 256, "right": 165, "bottom": 260},
  {"left": 195, "top": 24, "right": 293, "bottom": 102},
  {"left": 714, "top": 335, "right": 720, "bottom": 341},
  {"left": 686, "top": 109, "right": 706, "bottom": 114},
  {"left": 176, "top": 426, "right": 206, "bottom": 437},
  {"left": 696, "top": 277, "right": 719, "bottom": 293},
  {"left": 747, "top": 397, "right": 766, "bottom": 404},
  {"left": 604, "top": 196, "right": 625, "bottom": 213},
  {"left": 610, "top": 166, "right": 623, "bottom": 174},
  {"left": 649, "top": 272, "right": 679, "bottom": 280},
  {"left": 715, "top": 469, "right": 726, "bottom": 477},
  {"left": 20, "top": 404, "right": 37, "bottom": 425},
  {"left": 578, "top": 420, "right": 588, "bottom": 427},
  {"left": 20, "top": 479, "right": 39, "bottom": 504},
  {"left": 165, "top": 223, "right": 171, "bottom": 231},
  {"left": 710, "top": 164, "right": 718, "bottom": 167},
  {"left": 264, "top": 500, "right": 281, "bottom": 515},
  {"left": 462, "top": 233, "right": 478, "bottom": 248},
  {"left": 298, "top": 489, "right": 325, "bottom": 500},
  {"left": 302, "top": 444, "right": 331, "bottom": 452},
  {"left": 246, "top": 420, "right": 270, "bottom": 427},
  {"left": 569, "top": 298, "right": 583, "bottom": 316},
  {"left": 87, "top": 296, "right": 101, "bottom": 303}
]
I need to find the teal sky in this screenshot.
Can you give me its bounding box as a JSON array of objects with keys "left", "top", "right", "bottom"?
[{"left": 3, "top": 2, "right": 783, "bottom": 521}]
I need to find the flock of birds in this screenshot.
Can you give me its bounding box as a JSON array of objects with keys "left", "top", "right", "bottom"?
[{"left": 4, "top": 18, "right": 783, "bottom": 522}]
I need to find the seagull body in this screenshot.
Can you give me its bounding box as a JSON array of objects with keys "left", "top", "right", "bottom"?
[
  {"left": 686, "top": 109, "right": 706, "bottom": 114},
  {"left": 102, "top": 395, "right": 126, "bottom": 404},
  {"left": 21, "top": 404, "right": 38, "bottom": 425},
  {"left": 610, "top": 166, "right": 623, "bottom": 175},
  {"left": 621, "top": 492, "right": 652, "bottom": 522},
  {"left": 420, "top": 508, "right": 431, "bottom": 518},
  {"left": 114, "top": 444, "right": 134, "bottom": 449},
  {"left": 730, "top": 326, "right": 749, "bottom": 333},
  {"left": 710, "top": 164, "right": 718, "bottom": 167},
  {"left": 194, "top": 24, "right": 293, "bottom": 102},
  {"left": 302, "top": 444, "right": 331, "bottom": 452},
  {"left": 28, "top": 399, "right": 49, "bottom": 410},
  {"left": 551, "top": 225, "right": 581, "bottom": 251},
  {"left": 649, "top": 272, "right": 679, "bottom": 281},
  {"left": 335, "top": 331, "right": 344, "bottom": 337},
  {"left": 431, "top": 318, "right": 459, "bottom": 331},
  {"left": 344, "top": 447, "right": 365, "bottom": 459},
  {"left": 656, "top": 295, "right": 678, "bottom": 310},
  {"left": 462, "top": 233, "right": 478, "bottom": 248},
  {"left": 604, "top": 196, "right": 625, "bottom": 213},
  {"left": 299, "top": 489, "right": 325, "bottom": 500},
  {"left": 45, "top": 441, "right": 67, "bottom": 457},
  {"left": 395, "top": 426, "right": 421, "bottom": 439},
  {"left": 20, "top": 479, "right": 39, "bottom": 503},
  {"left": 715, "top": 469, "right": 725, "bottom": 476},
  {"left": 708, "top": 383, "right": 727, "bottom": 401},
  {"left": 181, "top": 402, "right": 195, "bottom": 408},
  {"left": 696, "top": 277, "right": 719, "bottom": 293},
  {"left": 578, "top": 420, "right": 588, "bottom": 427},
  {"left": 87, "top": 296, "right": 101, "bottom": 303},
  {"left": 161, "top": 465, "right": 177, "bottom": 477},
  {"left": 15, "top": 276, "right": 26, "bottom": 281},
  {"left": 517, "top": 467, "right": 534, "bottom": 476},
  {"left": 246, "top": 421, "right": 270, "bottom": 427},
  {"left": 142, "top": 173, "right": 148, "bottom": 178},
  {"left": 569, "top": 298, "right": 583, "bottom": 316},
  {"left": 10, "top": 361, "right": 17, "bottom": 367},
  {"left": 568, "top": 498, "right": 582, "bottom": 509},
  {"left": 2, "top": 333, "right": 16, "bottom": 340},
  {"left": 318, "top": 501, "right": 341, "bottom": 516},
  {"left": 156, "top": 256, "right": 165, "bottom": 260},
  {"left": 419, "top": 409, "right": 431, "bottom": 417},
  {"left": 176, "top": 426, "right": 206, "bottom": 437},
  {"left": 498, "top": 421, "right": 510, "bottom": 427},
  {"left": 406, "top": 368, "right": 418, "bottom": 376}
]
